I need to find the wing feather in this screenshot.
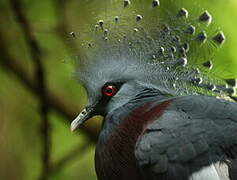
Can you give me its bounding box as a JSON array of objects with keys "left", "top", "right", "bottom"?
[{"left": 135, "top": 96, "right": 237, "bottom": 180}]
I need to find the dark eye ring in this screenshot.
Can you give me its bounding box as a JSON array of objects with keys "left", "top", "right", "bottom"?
[{"left": 103, "top": 85, "right": 117, "bottom": 97}]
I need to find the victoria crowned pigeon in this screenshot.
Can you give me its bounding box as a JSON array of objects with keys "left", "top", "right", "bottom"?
[{"left": 70, "top": 0, "right": 237, "bottom": 179}]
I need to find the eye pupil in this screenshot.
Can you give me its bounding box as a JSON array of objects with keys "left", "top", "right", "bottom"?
[
  {"left": 106, "top": 88, "right": 112, "bottom": 93},
  {"left": 103, "top": 85, "right": 117, "bottom": 97}
]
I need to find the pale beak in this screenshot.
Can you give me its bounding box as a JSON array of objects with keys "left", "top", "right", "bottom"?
[{"left": 70, "top": 106, "right": 94, "bottom": 132}]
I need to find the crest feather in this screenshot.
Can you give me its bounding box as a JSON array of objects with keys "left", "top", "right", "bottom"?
[{"left": 73, "top": 0, "right": 236, "bottom": 101}]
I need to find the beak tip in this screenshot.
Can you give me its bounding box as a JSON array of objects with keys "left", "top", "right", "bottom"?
[
  {"left": 70, "top": 121, "right": 78, "bottom": 132},
  {"left": 70, "top": 126, "right": 75, "bottom": 132}
]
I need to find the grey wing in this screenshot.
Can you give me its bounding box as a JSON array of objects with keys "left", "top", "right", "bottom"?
[{"left": 135, "top": 96, "right": 237, "bottom": 180}]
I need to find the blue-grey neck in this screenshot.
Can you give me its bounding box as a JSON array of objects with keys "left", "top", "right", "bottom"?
[{"left": 100, "top": 82, "right": 167, "bottom": 138}]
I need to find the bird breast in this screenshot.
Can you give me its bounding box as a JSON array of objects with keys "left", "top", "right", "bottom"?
[{"left": 95, "top": 99, "right": 173, "bottom": 180}]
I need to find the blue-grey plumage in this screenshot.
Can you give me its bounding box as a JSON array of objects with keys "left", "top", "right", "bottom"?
[
  {"left": 136, "top": 96, "right": 237, "bottom": 180},
  {"left": 70, "top": 1, "right": 237, "bottom": 179}
]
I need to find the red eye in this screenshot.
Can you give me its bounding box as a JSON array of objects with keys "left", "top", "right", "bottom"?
[{"left": 103, "top": 85, "right": 117, "bottom": 97}]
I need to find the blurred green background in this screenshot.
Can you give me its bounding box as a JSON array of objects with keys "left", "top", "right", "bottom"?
[{"left": 0, "top": 0, "right": 237, "bottom": 180}]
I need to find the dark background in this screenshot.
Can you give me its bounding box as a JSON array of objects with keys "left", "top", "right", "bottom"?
[{"left": 0, "top": 0, "right": 237, "bottom": 179}]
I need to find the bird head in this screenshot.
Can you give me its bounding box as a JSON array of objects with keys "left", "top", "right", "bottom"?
[
  {"left": 70, "top": 50, "right": 172, "bottom": 132},
  {"left": 70, "top": 1, "right": 236, "bottom": 132}
]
